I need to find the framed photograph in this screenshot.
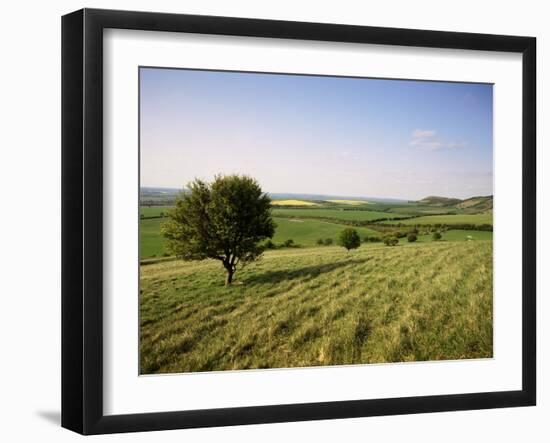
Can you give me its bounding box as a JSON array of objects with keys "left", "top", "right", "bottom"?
[{"left": 61, "top": 8, "right": 536, "bottom": 435}]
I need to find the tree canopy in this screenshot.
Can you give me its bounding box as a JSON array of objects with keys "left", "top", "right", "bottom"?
[
  {"left": 161, "top": 175, "right": 275, "bottom": 284},
  {"left": 338, "top": 228, "right": 361, "bottom": 251}
]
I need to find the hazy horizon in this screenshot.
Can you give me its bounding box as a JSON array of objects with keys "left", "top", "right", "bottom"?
[
  {"left": 140, "top": 68, "right": 493, "bottom": 201},
  {"left": 140, "top": 185, "right": 493, "bottom": 203}
]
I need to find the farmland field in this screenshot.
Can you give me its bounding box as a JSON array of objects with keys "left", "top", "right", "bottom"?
[
  {"left": 140, "top": 206, "right": 173, "bottom": 218},
  {"left": 140, "top": 217, "right": 379, "bottom": 258},
  {"left": 271, "top": 218, "right": 379, "bottom": 246},
  {"left": 271, "top": 199, "right": 319, "bottom": 206},
  {"left": 326, "top": 199, "right": 371, "bottom": 205},
  {"left": 272, "top": 208, "right": 408, "bottom": 222},
  {"left": 139, "top": 206, "right": 493, "bottom": 259},
  {"left": 140, "top": 241, "right": 493, "bottom": 373},
  {"left": 140, "top": 218, "right": 167, "bottom": 258},
  {"left": 382, "top": 213, "right": 493, "bottom": 226}
]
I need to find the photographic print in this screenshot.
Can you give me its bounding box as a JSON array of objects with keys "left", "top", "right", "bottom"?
[{"left": 139, "top": 67, "right": 493, "bottom": 375}]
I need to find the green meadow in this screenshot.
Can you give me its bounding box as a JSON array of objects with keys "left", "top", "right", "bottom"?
[
  {"left": 140, "top": 206, "right": 173, "bottom": 218},
  {"left": 139, "top": 195, "right": 493, "bottom": 373},
  {"left": 140, "top": 241, "right": 493, "bottom": 373},
  {"left": 139, "top": 200, "right": 493, "bottom": 259}
]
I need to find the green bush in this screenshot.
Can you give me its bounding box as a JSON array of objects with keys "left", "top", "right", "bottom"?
[
  {"left": 265, "top": 240, "right": 276, "bottom": 249},
  {"left": 407, "top": 233, "right": 417, "bottom": 242},
  {"left": 383, "top": 234, "right": 399, "bottom": 246},
  {"left": 338, "top": 229, "right": 361, "bottom": 251},
  {"left": 323, "top": 238, "right": 334, "bottom": 246},
  {"left": 432, "top": 231, "right": 442, "bottom": 241},
  {"left": 364, "top": 235, "right": 381, "bottom": 243}
]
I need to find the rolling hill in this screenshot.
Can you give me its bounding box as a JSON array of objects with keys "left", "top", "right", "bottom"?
[{"left": 417, "top": 195, "right": 493, "bottom": 214}]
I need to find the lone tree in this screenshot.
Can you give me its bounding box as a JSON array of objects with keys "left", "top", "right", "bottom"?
[
  {"left": 161, "top": 175, "right": 275, "bottom": 285},
  {"left": 338, "top": 228, "right": 361, "bottom": 251}
]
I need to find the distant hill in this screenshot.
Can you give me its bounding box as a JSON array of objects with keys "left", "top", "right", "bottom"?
[
  {"left": 417, "top": 195, "right": 493, "bottom": 214},
  {"left": 268, "top": 193, "right": 407, "bottom": 204},
  {"left": 456, "top": 196, "right": 493, "bottom": 213},
  {"left": 418, "top": 196, "right": 462, "bottom": 206}
]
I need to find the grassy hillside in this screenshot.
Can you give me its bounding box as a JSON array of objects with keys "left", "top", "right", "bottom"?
[
  {"left": 140, "top": 241, "right": 492, "bottom": 373},
  {"left": 405, "top": 229, "right": 492, "bottom": 243},
  {"left": 456, "top": 196, "right": 493, "bottom": 213},
  {"left": 418, "top": 196, "right": 462, "bottom": 206}
]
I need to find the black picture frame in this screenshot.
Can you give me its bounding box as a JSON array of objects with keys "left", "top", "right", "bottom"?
[{"left": 62, "top": 8, "right": 536, "bottom": 435}]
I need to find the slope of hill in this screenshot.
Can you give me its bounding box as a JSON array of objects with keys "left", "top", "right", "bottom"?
[
  {"left": 456, "top": 196, "right": 493, "bottom": 213},
  {"left": 140, "top": 241, "right": 493, "bottom": 373},
  {"left": 417, "top": 195, "right": 493, "bottom": 214},
  {"left": 418, "top": 196, "right": 462, "bottom": 206}
]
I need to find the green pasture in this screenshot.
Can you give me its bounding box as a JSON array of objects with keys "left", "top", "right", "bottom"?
[
  {"left": 271, "top": 218, "right": 379, "bottom": 246},
  {"left": 140, "top": 241, "right": 493, "bottom": 373},
  {"left": 272, "top": 208, "right": 408, "bottom": 222},
  {"left": 382, "top": 213, "right": 493, "bottom": 226},
  {"left": 140, "top": 206, "right": 173, "bottom": 218}
]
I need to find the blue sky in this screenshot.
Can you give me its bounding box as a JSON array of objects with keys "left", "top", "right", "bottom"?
[{"left": 140, "top": 67, "right": 493, "bottom": 200}]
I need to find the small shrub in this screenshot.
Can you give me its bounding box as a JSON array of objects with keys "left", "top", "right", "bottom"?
[
  {"left": 323, "top": 238, "right": 334, "bottom": 246},
  {"left": 265, "top": 240, "right": 276, "bottom": 249},
  {"left": 383, "top": 234, "right": 399, "bottom": 246},
  {"left": 338, "top": 229, "right": 361, "bottom": 251},
  {"left": 407, "top": 233, "right": 417, "bottom": 242},
  {"left": 316, "top": 238, "right": 324, "bottom": 246},
  {"left": 432, "top": 231, "right": 442, "bottom": 241},
  {"left": 364, "top": 235, "right": 381, "bottom": 243},
  {"left": 283, "top": 239, "right": 294, "bottom": 247}
]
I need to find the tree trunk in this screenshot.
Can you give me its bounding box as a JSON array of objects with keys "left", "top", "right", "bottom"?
[{"left": 225, "top": 269, "right": 234, "bottom": 285}]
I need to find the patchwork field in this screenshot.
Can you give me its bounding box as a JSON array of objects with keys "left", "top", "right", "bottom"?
[
  {"left": 271, "top": 199, "right": 319, "bottom": 206},
  {"left": 326, "top": 199, "right": 371, "bottom": 205},
  {"left": 139, "top": 198, "right": 494, "bottom": 259},
  {"left": 140, "top": 241, "right": 493, "bottom": 373}
]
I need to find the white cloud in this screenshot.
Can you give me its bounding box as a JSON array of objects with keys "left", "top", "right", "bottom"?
[
  {"left": 412, "top": 129, "right": 436, "bottom": 138},
  {"left": 410, "top": 129, "right": 466, "bottom": 151}
]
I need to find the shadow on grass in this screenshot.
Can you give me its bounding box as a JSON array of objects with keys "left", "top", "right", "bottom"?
[{"left": 246, "top": 258, "right": 371, "bottom": 285}]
